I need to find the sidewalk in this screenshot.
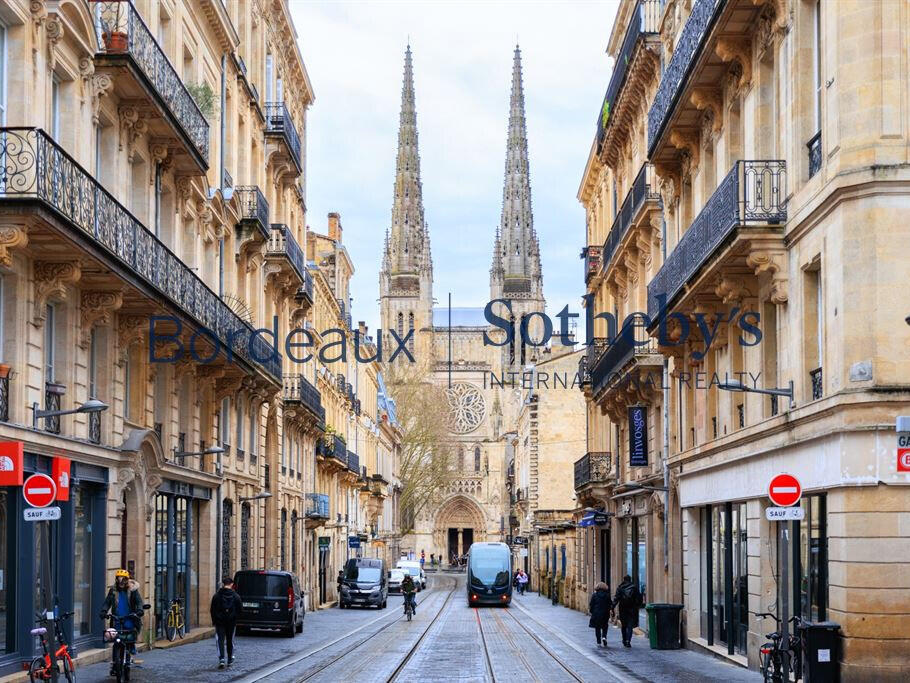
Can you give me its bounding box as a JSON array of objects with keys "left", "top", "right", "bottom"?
[{"left": 512, "top": 591, "right": 760, "bottom": 682}]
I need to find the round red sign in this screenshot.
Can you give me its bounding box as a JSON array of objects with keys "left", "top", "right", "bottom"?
[
  {"left": 768, "top": 473, "right": 802, "bottom": 507},
  {"left": 23, "top": 473, "right": 57, "bottom": 508}
]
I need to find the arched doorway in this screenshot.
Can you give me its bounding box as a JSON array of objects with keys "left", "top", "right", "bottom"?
[{"left": 432, "top": 495, "right": 486, "bottom": 565}]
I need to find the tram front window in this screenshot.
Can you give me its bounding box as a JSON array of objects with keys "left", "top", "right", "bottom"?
[{"left": 471, "top": 548, "right": 510, "bottom": 586}]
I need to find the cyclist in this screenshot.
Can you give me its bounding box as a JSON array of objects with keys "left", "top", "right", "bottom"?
[
  {"left": 99, "top": 569, "right": 144, "bottom": 673},
  {"left": 401, "top": 572, "right": 417, "bottom": 617}
]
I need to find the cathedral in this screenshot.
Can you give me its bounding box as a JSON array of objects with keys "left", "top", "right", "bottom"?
[{"left": 379, "top": 45, "right": 545, "bottom": 563}]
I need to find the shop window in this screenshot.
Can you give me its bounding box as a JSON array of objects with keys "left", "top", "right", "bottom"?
[
  {"left": 280, "top": 508, "right": 287, "bottom": 570},
  {"left": 795, "top": 494, "right": 828, "bottom": 621},
  {"left": 0, "top": 488, "right": 12, "bottom": 654},
  {"left": 700, "top": 503, "right": 748, "bottom": 655}
]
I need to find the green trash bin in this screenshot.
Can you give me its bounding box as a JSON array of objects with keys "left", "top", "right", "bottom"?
[{"left": 645, "top": 603, "right": 683, "bottom": 649}]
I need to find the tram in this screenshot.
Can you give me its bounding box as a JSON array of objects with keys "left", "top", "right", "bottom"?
[{"left": 466, "top": 542, "right": 512, "bottom": 606}]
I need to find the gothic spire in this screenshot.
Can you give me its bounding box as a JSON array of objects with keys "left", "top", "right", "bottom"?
[
  {"left": 383, "top": 45, "right": 431, "bottom": 277},
  {"left": 491, "top": 44, "right": 543, "bottom": 300}
]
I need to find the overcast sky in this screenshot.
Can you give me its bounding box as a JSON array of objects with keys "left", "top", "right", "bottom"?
[{"left": 289, "top": 1, "right": 621, "bottom": 336}]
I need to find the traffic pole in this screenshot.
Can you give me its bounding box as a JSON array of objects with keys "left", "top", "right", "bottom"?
[{"left": 779, "top": 521, "right": 790, "bottom": 677}]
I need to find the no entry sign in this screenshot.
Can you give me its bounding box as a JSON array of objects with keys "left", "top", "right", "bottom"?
[
  {"left": 768, "top": 473, "right": 801, "bottom": 507},
  {"left": 23, "top": 473, "right": 57, "bottom": 508}
]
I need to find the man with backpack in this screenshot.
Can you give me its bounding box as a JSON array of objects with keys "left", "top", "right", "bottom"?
[
  {"left": 613, "top": 574, "right": 643, "bottom": 647},
  {"left": 211, "top": 576, "right": 242, "bottom": 669}
]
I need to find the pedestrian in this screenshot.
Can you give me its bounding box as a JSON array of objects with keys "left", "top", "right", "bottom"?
[
  {"left": 420, "top": 550, "right": 425, "bottom": 570},
  {"left": 99, "top": 569, "right": 144, "bottom": 675},
  {"left": 430, "top": 553, "right": 435, "bottom": 567},
  {"left": 613, "top": 575, "right": 643, "bottom": 647},
  {"left": 588, "top": 582, "right": 612, "bottom": 646},
  {"left": 517, "top": 570, "right": 529, "bottom": 595},
  {"left": 211, "top": 575, "right": 242, "bottom": 669}
]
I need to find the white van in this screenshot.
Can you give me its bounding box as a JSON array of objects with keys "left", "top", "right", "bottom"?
[{"left": 395, "top": 560, "right": 427, "bottom": 590}]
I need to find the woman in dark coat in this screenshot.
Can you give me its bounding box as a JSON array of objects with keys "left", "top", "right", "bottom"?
[
  {"left": 613, "top": 574, "right": 643, "bottom": 647},
  {"left": 588, "top": 582, "right": 613, "bottom": 646}
]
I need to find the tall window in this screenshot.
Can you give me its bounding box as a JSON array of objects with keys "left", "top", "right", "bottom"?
[
  {"left": 804, "top": 264, "right": 823, "bottom": 399},
  {"left": 220, "top": 397, "right": 231, "bottom": 447},
  {"left": 248, "top": 403, "right": 257, "bottom": 456},
  {"left": 276, "top": 75, "right": 283, "bottom": 103},
  {"left": 218, "top": 238, "right": 225, "bottom": 297},
  {"left": 407, "top": 312, "right": 414, "bottom": 354},
  {"left": 123, "top": 347, "right": 132, "bottom": 421},
  {"left": 700, "top": 503, "right": 748, "bottom": 656},
  {"left": 281, "top": 430, "right": 287, "bottom": 471},
  {"left": 265, "top": 54, "right": 273, "bottom": 101},
  {"left": 45, "top": 304, "right": 56, "bottom": 383},
  {"left": 473, "top": 447, "right": 480, "bottom": 472},
  {"left": 236, "top": 400, "right": 245, "bottom": 455},
  {"left": 51, "top": 76, "right": 60, "bottom": 140},
  {"left": 796, "top": 494, "right": 828, "bottom": 621},
  {"left": 88, "top": 328, "right": 98, "bottom": 399}
]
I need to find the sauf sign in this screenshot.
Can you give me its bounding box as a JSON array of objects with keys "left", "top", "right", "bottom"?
[{"left": 629, "top": 406, "right": 648, "bottom": 467}]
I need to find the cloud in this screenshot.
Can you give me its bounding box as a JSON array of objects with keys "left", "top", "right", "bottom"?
[{"left": 289, "top": 0, "right": 620, "bottom": 332}]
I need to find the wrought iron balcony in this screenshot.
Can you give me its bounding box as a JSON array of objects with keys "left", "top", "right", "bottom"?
[
  {"left": 582, "top": 245, "right": 603, "bottom": 284},
  {"left": 596, "top": 0, "right": 662, "bottom": 151},
  {"left": 602, "top": 163, "right": 660, "bottom": 273},
  {"left": 590, "top": 321, "right": 659, "bottom": 395},
  {"left": 580, "top": 337, "right": 610, "bottom": 388},
  {"left": 44, "top": 382, "right": 65, "bottom": 435},
  {"left": 807, "top": 132, "right": 822, "bottom": 179},
  {"left": 93, "top": 1, "right": 209, "bottom": 167},
  {"left": 331, "top": 434, "right": 347, "bottom": 465},
  {"left": 267, "top": 224, "right": 306, "bottom": 284},
  {"left": 347, "top": 449, "right": 360, "bottom": 473},
  {"left": 0, "top": 375, "right": 9, "bottom": 422},
  {"left": 234, "top": 186, "right": 270, "bottom": 241},
  {"left": 264, "top": 102, "right": 302, "bottom": 172},
  {"left": 89, "top": 411, "right": 102, "bottom": 444},
  {"left": 336, "top": 373, "right": 346, "bottom": 393},
  {"left": 647, "top": 160, "right": 787, "bottom": 319},
  {"left": 0, "top": 128, "right": 281, "bottom": 381},
  {"left": 574, "top": 452, "right": 613, "bottom": 490},
  {"left": 296, "top": 267, "right": 314, "bottom": 306},
  {"left": 283, "top": 373, "right": 325, "bottom": 423},
  {"left": 647, "top": 0, "right": 727, "bottom": 154},
  {"left": 305, "top": 493, "right": 329, "bottom": 519},
  {"left": 810, "top": 367, "right": 823, "bottom": 401}
]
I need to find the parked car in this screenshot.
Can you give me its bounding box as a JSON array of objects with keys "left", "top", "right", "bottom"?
[
  {"left": 339, "top": 557, "right": 388, "bottom": 609},
  {"left": 233, "top": 570, "right": 305, "bottom": 637},
  {"left": 387, "top": 568, "right": 406, "bottom": 594},
  {"left": 396, "top": 561, "right": 427, "bottom": 590}
]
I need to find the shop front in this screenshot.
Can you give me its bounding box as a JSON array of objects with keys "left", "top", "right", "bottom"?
[{"left": 0, "top": 448, "right": 107, "bottom": 676}]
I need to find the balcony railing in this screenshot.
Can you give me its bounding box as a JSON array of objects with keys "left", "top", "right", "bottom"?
[
  {"left": 235, "top": 186, "right": 270, "bottom": 241},
  {"left": 574, "top": 452, "right": 613, "bottom": 490},
  {"left": 0, "top": 128, "right": 282, "bottom": 381},
  {"left": 596, "top": 0, "right": 662, "bottom": 150},
  {"left": 0, "top": 376, "right": 9, "bottom": 422},
  {"left": 332, "top": 434, "right": 347, "bottom": 464},
  {"left": 647, "top": 0, "right": 726, "bottom": 153},
  {"left": 264, "top": 102, "right": 302, "bottom": 170},
  {"left": 810, "top": 367, "right": 823, "bottom": 400},
  {"left": 89, "top": 411, "right": 101, "bottom": 444},
  {"left": 590, "top": 320, "right": 658, "bottom": 394},
  {"left": 647, "top": 160, "right": 787, "bottom": 319},
  {"left": 297, "top": 267, "right": 314, "bottom": 304},
  {"left": 582, "top": 245, "right": 603, "bottom": 284},
  {"left": 44, "top": 382, "right": 64, "bottom": 435},
  {"left": 347, "top": 450, "right": 359, "bottom": 473},
  {"left": 305, "top": 493, "right": 329, "bottom": 518},
  {"left": 807, "top": 132, "right": 822, "bottom": 178},
  {"left": 93, "top": 1, "right": 209, "bottom": 164},
  {"left": 580, "top": 337, "right": 610, "bottom": 387},
  {"left": 268, "top": 224, "right": 306, "bottom": 284},
  {"left": 283, "top": 373, "right": 325, "bottom": 423},
  {"left": 602, "top": 163, "right": 660, "bottom": 273}
]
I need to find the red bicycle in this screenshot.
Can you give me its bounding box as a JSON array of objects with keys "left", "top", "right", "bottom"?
[{"left": 28, "top": 610, "right": 76, "bottom": 682}]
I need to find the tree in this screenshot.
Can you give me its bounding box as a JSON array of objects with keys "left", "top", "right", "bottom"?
[{"left": 386, "top": 360, "right": 454, "bottom": 535}]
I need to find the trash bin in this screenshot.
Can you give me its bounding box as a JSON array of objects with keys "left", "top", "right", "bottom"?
[
  {"left": 645, "top": 603, "right": 683, "bottom": 649},
  {"left": 799, "top": 621, "right": 840, "bottom": 682}
]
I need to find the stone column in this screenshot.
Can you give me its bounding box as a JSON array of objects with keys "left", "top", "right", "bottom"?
[{"left": 458, "top": 528, "right": 464, "bottom": 557}]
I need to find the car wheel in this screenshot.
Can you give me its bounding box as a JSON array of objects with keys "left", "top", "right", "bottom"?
[
  {"left": 339, "top": 601, "right": 345, "bottom": 609},
  {"left": 382, "top": 599, "right": 387, "bottom": 609},
  {"left": 286, "top": 618, "right": 296, "bottom": 638}
]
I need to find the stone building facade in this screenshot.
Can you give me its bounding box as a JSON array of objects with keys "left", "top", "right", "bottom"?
[{"left": 574, "top": 0, "right": 910, "bottom": 679}]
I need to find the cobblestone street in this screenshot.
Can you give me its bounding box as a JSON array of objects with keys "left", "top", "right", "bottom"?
[{"left": 77, "top": 573, "right": 759, "bottom": 682}]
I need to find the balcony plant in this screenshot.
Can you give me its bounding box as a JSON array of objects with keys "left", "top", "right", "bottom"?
[
  {"left": 96, "top": 1, "right": 128, "bottom": 53},
  {"left": 186, "top": 82, "right": 217, "bottom": 120}
]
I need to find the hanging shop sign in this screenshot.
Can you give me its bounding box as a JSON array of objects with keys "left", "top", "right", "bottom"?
[
  {"left": 52, "top": 456, "right": 71, "bottom": 502},
  {"left": 628, "top": 406, "right": 649, "bottom": 467},
  {"left": 0, "top": 441, "right": 24, "bottom": 486}
]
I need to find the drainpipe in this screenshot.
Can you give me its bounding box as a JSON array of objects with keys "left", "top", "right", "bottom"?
[
  {"left": 215, "top": 450, "right": 223, "bottom": 589},
  {"left": 661, "top": 217, "right": 670, "bottom": 579},
  {"left": 220, "top": 54, "right": 226, "bottom": 189}
]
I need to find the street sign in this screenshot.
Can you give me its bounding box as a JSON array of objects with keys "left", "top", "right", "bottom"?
[
  {"left": 24, "top": 507, "right": 61, "bottom": 522},
  {"left": 513, "top": 536, "right": 528, "bottom": 545},
  {"left": 318, "top": 536, "right": 330, "bottom": 549},
  {"left": 766, "top": 506, "right": 806, "bottom": 521},
  {"left": 348, "top": 535, "right": 361, "bottom": 549},
  {"left": 768, "top": 473, "right": 801, "bottom": 507},
  {"left": 897, "top": 430, "right": 910, "bottom": 472},
  {"left": 23, "top": 473, "right": 57, "bottom": 508}
]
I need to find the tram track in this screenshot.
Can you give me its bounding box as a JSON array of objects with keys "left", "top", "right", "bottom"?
[{"left": 233, "top": 576, "right": 457, "bottom": 683}]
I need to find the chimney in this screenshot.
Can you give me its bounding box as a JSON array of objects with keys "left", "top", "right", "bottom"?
[{"left": 328, "top": 212, "right": 342, "bottom": 243}]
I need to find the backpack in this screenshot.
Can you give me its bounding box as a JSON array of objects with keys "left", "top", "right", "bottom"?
[
  {"left": 214, "top": 590, "right": 237, "bottom": 622},
  {"left": 618, "top": 583, "right": 640, "bottom": 607}
]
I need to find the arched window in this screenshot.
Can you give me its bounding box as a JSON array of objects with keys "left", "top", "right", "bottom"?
[
  {"left": 407, "top": 312, "right": 414, "bottom": 354},
  {"left": 280, "top": 508, "right": 288, "bottom": 570},
  {"left": 291, "top": 511, "right": 299, "bottom": 574},
  {"left": 474, "top": 447, "right": 481, "bottom": 472},
  {"left": 509, "top": 315, "right": 516, "bottom": 365},
  {"left": 397, "top": 312, "right": 404, "bottom": 339},
  {"left": 240, "top": 504, "right": 251, "bottom": 570},
  {"left": 221, "top": 500, "right": 233, "bottom": 579}
]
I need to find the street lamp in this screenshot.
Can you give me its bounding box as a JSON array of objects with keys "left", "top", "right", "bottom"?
[
  {"left": 32, "top": 398, "right": 109, "bottom": 429},
  {"left": 717, "top": 378, "right": 795, "bottom": 409},
  {"left": 239, "top": 492, "right": 272, "bottom": 502},
  {"left": 173, "top": 444, "right": 224, "bottom": 461},
  {"left": 624, "top": 482, "right": 669, "bottom": 493}
]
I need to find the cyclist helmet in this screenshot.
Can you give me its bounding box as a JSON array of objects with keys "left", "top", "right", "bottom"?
[{"left": 115, "top": 569, "right": 130, "bottom": 579}]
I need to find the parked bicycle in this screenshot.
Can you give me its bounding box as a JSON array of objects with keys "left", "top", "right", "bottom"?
[
  {"left": 164, "top": 597, "right": 185, "bottom": 642},
  {"left": 28, "top": 610, "right": 76, "bottom": 683},
  {"left": 757, "top": 612, "right": 803, "bottom": 683}
]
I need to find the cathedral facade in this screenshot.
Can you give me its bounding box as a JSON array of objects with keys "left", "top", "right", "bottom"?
[{"left": 379, "top": 46, "right": 546, "bottom": 563}]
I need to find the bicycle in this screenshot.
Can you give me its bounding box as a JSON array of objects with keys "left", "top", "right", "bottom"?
[
  {"left": 164, "top": 598, "right": 185, "bottom": 642},
  {"left": 103, "top": 607, "right": 148, "bottom": 683},
  {"left": 757, "top": 612, "right": 802, "bottom": 683},
  {"left": 28, "top": 610, "right": 76, "bottom": 683},
  {"left": 403, "top": 592, "right": 415, "bottom": 622}
]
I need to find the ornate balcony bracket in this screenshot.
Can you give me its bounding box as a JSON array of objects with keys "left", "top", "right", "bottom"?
[
  {"left": 746, "top": 242, "right": 789, "bottom": 304},
  {"left": 714, "top": 37, "right": 752, "bottom": 92},
  {"left": 80, "top": 290, "right": 124, "bottom": 348},
  {"left": 33, "top": 261, "right": 81, "bottom": 327},
  {"left": 0, "top": 226, "right": 29, "bottom": 267}
]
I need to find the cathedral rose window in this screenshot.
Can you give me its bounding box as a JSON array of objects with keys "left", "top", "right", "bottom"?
[{"left": 445, "top": 382, "right": 486, "bottom": 434}]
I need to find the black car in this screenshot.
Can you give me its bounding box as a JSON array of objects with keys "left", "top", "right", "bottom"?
[
  {"left": 338, "top": 558, "right": 388, "bottom": 609},
  {"left": 233, "top": 570, "right": 305, "bottom": 637}
]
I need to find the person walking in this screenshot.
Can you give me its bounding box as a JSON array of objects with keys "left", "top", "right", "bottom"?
[
  {"left": 613, "top": 575, "right": 643, "bottom": 647},
  {"left": 211, "top": 576, "right": 242, "bottom": 669},
  {"left": 517, "top": 569, "right": 529, "bottom": 595},
  {"left": 588, "top": 582, "right": 613, "bottom": 646}
]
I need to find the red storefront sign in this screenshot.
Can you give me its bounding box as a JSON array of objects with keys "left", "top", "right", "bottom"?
[
  {"left": 52, "top": 456, "right": 72, "bottom": 501},
  {"left": 0, "top": 441, "right": 24, "bottom": 486}
]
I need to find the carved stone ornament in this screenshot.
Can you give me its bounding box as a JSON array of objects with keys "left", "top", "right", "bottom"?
[
  {"left": 117, "top": 315, "right": 148, "bottom": 361},
  {"left": 714, "top": 276, "right": 751, "bottom": 306},
  {"left": 45, "top": 15, "right": 63, "bottom": 71},
  {"left": 690, "top": 88, "right": 723, "bottom": 137},
  {"left": 0, "top": 226, "right": 29, "bottom": 267},
  {"left": 80, "top": 290, "right": 124, "bottom": 348},
  {"left": 669, "top": 130, "right": 700, "bottom": 178},
  {"left": 746, "top": 249, "right": 789, "bottom": 303},
  {"left": 715, "top": 37, "right": 752, "bottom": 92},
  {"left": 119, "top": 107, "right": 148, "bottom": 161},
  {"left": 33, "top": 261, "right": 81, "bottom": 326}
]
